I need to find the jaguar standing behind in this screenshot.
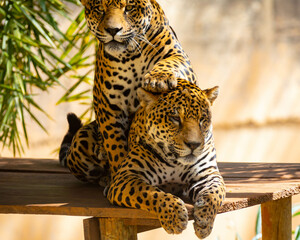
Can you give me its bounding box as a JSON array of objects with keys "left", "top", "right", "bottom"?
[
  {"left": 62, "top": 80, "right": 225, "bottom": 238},
  {"left": 59, "top": 0, "right": 197, "bottom": 179}
]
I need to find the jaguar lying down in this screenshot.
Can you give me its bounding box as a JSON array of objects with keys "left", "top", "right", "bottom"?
[{"left": 60, "top": 79, "right": 225, "bottom": 239}]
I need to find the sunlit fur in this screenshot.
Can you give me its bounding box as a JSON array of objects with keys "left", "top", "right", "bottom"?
[
  {"left": 82, "top": 0, "right": 165, "bottom": 56},
  {"left": 108, "top": 79, "right": 225, "bottom": 239},
  {"left": 75, "top": 0, "right": 198, "bottom": 179},
  {"left": 60, "top": 80, "right": 225, "bottom": 239},
  {"left": 59, "top": 1, "right": 225, "bottom": 238},
  {"left": 140, "top": 87, "right": 215, "bottom": 166}
]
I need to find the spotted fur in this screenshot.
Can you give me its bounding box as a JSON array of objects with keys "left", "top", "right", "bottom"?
[
  {"left": 59, "top": 0, "right": 197, "bottom": 176},
  {"left": 61, "top": 80, "right": 225, "bottom": 238}
]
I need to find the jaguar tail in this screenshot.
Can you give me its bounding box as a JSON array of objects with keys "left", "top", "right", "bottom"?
[{"left": 59, "top": 113, "right": 83, "bottom": 167}]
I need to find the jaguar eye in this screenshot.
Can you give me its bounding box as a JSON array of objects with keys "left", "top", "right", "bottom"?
[
  {"left": 95, "top": 8, "right": 104, "bottom": 16},
  {"left": 170, "top": 116, "right": 181, "bottom": 124},
  {"left": 199, "top": 118, "right": 204, "bottom": 126},
  {"left": 125, "top": 5, "right": 134, "bottom": 12}
]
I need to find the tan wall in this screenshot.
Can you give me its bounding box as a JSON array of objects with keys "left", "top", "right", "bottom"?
[{"left": 1, "top": 0, "right": 300, "bottom": 239}]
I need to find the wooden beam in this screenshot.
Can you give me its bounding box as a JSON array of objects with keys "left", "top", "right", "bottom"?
[
  {"left": 123, "top": 218, "right": 161, "bottom": 233},
  {"left": 99, "top": 218, "right": 137, "bottom": 240},
  {"left": 261, "top": 197, "right": 292, "bottom": 240},
  {"left": 83, "top": 218, "right": 101, "bottom": 240}
]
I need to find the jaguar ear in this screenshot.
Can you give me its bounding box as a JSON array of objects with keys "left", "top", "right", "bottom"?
[
  {"left": 137, "top": 88, "right": 159, "bottom": 108},
  {"left": 81, "top": 0, "right": 88, "bottom": 7},
  {"left": 203, "top": 86, "right": 219, "bottom": 105}
]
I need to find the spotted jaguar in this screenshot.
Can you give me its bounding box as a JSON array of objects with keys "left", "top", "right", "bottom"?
[
  {"left": 61, "top": 80, "right": 225, "bottom": 238},
  {"left": 59, "top": 0, "right": 197, "bottom": 176}
]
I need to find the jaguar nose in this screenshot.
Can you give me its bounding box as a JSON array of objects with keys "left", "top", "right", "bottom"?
[
  {"left": 105, "top": 27, "right": 123, "bottom": 37},
  {"left": 184, "top": 141, "right": 201, "bottom": 151}
]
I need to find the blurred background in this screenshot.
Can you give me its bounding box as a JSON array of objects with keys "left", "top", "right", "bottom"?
[{"left": 1, "top": 0, "right": 300, "bottom": 239}]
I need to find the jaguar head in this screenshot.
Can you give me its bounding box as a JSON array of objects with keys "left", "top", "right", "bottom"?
[
  {"left": 81, "top": 0, "right": 166, "bottom": 56},
  {"left": 137, "top": 80, "right": 219, "bottom": 165}
]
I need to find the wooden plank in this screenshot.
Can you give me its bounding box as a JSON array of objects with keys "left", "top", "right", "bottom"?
[
  {"left": 0, "top": 171, "right": 156, "bottom": 219},
  {"left": 83, "top": 218, "right": 101, "bottom": 240},
  {"left": 219, "top": 162, "right": 300, "bottom": 179},
  {"left": 123, "top": 218, "right": 161, "bottom": 233},
  {"left": 83, "top": 217, "right": 161, "bottom": 238},
  {"left": 0, "top": 170, "right": 299, "bottom": 217},
  {"left": 261, "top": 197, "right": 292, "bottom": 240},
  {"left": 1, "top": 158, "right": 300, "bottom": 180},
  {"left": 0, "top": 157, "right": 68, "bottom": 173},
  {"left": 99, "top": 218, "right": 137, "bottom": 240},
  {"left": 83, "top": 217, "right": 160, "bottom": 238},
  {"left": 123, "top": 218, "right": 161, "bottom": 227},
  {"left": 222, "top": 180, "right": 300, "bottom": 212},
  {"left": 0, "top": 158, "right": 300, "bottom": 218}
]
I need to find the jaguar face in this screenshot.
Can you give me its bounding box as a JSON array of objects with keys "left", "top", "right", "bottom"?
[
  {"left": 81, "top": 0, "right": 160, "bottom": 56},
  {"left": 137, "top": 80, "right": 219, "bottom": 166}
]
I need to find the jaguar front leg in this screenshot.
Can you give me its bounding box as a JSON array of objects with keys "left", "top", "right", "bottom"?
[
  {"left": 188, "top": 171, "right": 226, "bottom": 239},
  {"left": 107, "top": 171, "right": 189, "bottom": 234},
  {"left": 94, "top": 91, "right": 130, "bottom": 177}
]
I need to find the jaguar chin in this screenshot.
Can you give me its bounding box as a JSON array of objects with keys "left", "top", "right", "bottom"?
[
  {"left": 104, "top": 40, "right": 127, "bottom": 54},
  {"left": 177, "top": 154, "right": 199, "bottom": 165}
]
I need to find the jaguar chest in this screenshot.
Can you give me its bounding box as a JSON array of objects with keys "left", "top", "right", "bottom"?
[
  {"left": 133, "top": 157, "right": 196, "bottom": 186},
  {"left": 94, "top": 57, "right": 155, "bottom": 115},
  {"left": 97, "top": 79, "right": 140, "bottom": 112}
]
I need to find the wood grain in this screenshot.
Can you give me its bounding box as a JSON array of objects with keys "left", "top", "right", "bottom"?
[
  {"left": 0, "top": 158, "right": 300, "bottom": 219},
  {"left": 83, "top": 218, "right": 101, "bottom": 240},
  {"left": 0, "top": 157, "right": 68, "bottom": 173},
  {"left": 261, "top": 197, "right": 292, "bottom": 240},
  {"left": 99, "top": 218, "right": 137, "bottom": 240},
  {"left": 2, "top": 158, "right": 300, "bottom": 179}
]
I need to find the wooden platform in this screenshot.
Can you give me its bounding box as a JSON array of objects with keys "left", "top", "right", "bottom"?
[{"left": 1, "top": 158, "right": 300, "bottom": 239}]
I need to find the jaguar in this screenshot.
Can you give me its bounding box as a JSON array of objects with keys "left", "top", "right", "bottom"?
[
  {"left": 61, "top": 80, "right": 225, "bottom": 238},
  {"left": 59, "top": 0, "right": 197, "bottom": 176}
]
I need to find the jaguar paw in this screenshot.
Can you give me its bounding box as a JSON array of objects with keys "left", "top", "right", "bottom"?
[
  {"left": 193, "top": 198, "right": 218, "bottom": 239},
  {"left": 143, "top": 71, "right": 177, "bottom": 93},
  {"left": 157, "top": 195, "right": 188, "bottom": 234}
]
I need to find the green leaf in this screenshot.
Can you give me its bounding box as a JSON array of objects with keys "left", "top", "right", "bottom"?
[
  {"left": 43, "top": 47, "right": 72, "bottom": 69},
  {"left": 56, "top": 69, "right": 93, "bottom": 105},
  {"left": 251, "top": 233, "right": 262, "bottom": 240},
  {"left": 14, "top": 72, "right": 25, "bottom": 94},
  {"left": 40, "top": 0, "right": 47, "bottom": 12},
  {"left": 7, "top": 33, "right": 41, "bottom": 48},
  {"left": 0, "top": 97, "right": 15, "bottom": 134},
  {"left": 0, "top": 0, "right": 94, "bottom": 155},
  {"left": 20, "top": 44, "right": 59, "bottom": 83},
  {"left": 5, "top": 59, "right": 12, "bottom": 80},
  {"left": 79, "top": 105, "right": 94, "bottom": 121},
  {"left": 16, "top": 3, "right": 56, "bottom": 48},
  {"left": 292, "top": 204, "right": 300, "bottom": 217},
  {"left": 62, "top": 90, "right": 92, "bottom": 103},
  {"left": 65, "top": 9, "right": 85, "bottom": 38},
  {"left": 0, "top": 84, "right": 21, "bottom": 93},
  {"left": 15, "top": 93, "right": 28, "bottom": 145},
  {"left": 23, "top": 104, "right": 48, "bottom": 134},
  {"left": 295, "top": 226, "right": 300, "bottom": 240},
  {"left": 255, "top": 206, "right": 262, "bottom": 234},
  {"left": 25, "top": 96, "right": 53, "bottom": 121},
  {"left": 0, "top": 6, "right": 6, "bottom": 17}
]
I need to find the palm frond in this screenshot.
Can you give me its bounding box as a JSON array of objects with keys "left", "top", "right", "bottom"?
[{"left": 0, "top": 0, "right": 96, "bottom": 155}]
